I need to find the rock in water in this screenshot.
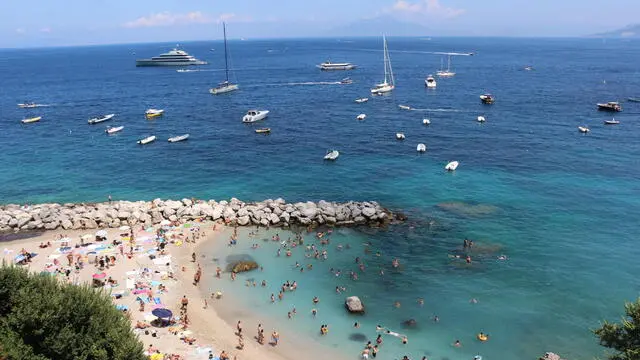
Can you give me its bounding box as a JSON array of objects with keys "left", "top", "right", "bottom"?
[
  {"left": 401, "top": 319, "right": 418, "bottom": 328},
  {"left": 345, "top": 296, "right": 365, "bottom": 314},
  {"left": 230, "top": 261, "right": 259, "bottom": 273},
  {"left": 538, "top": 353, "right": 565, "bottom": 360}
]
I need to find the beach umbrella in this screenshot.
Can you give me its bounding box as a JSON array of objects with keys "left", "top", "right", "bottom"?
[
  {"left": 92, "top": 272, "right": 107, "bottom": 279},
  {"left": 95, "top": 230, "right": 108, "bottom": 237},
  {"left": 119, "top": 225, "right": 130, "bottom": 231},
  {"left": 151, "top": 308, "right": 172, "bottom": 318}
]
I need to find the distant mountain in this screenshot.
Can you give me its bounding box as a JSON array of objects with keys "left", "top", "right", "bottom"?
[
  {"left": 592, "top": 24, "right": 640, "bottom": 38},
  {"left": 326, "top": 16, "right": 431, "bottom": 37}
]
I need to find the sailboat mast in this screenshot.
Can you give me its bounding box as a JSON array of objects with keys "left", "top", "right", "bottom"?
[
  {"left": 447, "top": 55, "right": 451, "bottom": 71},
  {"left": 382, "top": 35, "right": 388, "bottom": 84},
  {"left": 223, "top": 22, "right": 229, "bottom": 82},
  {"left": 387, "top": 38, "right": 394, "bottom": 86}
]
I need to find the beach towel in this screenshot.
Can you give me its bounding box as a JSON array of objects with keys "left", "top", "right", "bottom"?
[
  {"left": 136, "top": 296, "right": 149, "bottom": 303},
  {"left": 115, "top": 304, "right": 128, "bottom": 311}
]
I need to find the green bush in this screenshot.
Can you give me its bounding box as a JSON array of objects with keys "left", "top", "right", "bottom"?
[
  {"left": 594, "top": 298, "right": 640, "bottom": 360},
  {"left": 0, "top": 265, "right": 145, "bottom": 360}
]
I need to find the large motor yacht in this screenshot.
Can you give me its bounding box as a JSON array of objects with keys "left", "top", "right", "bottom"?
[{"left": 136, "top": 48, "right": 207, "bottom": 67}]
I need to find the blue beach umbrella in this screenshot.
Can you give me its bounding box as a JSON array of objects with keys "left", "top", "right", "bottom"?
[{"left": 151, "top": 308, "right": 173, "bottom": 318}]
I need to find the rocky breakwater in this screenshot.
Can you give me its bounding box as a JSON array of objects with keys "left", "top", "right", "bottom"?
[{"left": 0, "top": 198, "right": 401, "bottom": 233}]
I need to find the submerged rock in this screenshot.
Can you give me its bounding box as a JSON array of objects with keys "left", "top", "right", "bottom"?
[
  {"left": 401, "top": 319, "right": 418, "bottom": 328},
  {"left": 348, "top": 333, "right": 368, "bottom": 342},
  {"left": 345, "top": 296, "right": 365, "bottom": 314},
  {"left": 230, "top": 260, "right": 259, "bottom": 273},
  {"left": 437, "top": 201, "right": 499, "bottom": 217}
]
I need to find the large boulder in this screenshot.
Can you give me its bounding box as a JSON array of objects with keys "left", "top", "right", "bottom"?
[
  {"left": 362, "top": 207, "right": 376, "bottom": 218},
  {"left": 237, "top": 216, "right": 250, "bottom": 226},
  {"left": 230, "top": 261, "right": 259, "bottom": 273},
  {"left": 345, "top": 296, "right": 365, "bottom": 314}
]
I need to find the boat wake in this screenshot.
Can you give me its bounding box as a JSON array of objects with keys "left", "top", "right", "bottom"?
[{"left": 408, "top": 108, "right": 466, "bottom": 112}]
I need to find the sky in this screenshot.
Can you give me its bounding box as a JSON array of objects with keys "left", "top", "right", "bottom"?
[{"left": 0, "top": 0, "right": 638, "bottom": 48}]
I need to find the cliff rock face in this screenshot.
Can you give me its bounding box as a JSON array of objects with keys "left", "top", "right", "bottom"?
[{"left": 0, "top": 199, "right": 403, "bottom": 233}]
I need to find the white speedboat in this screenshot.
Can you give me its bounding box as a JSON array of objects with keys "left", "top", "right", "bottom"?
[
  {"left": 417, "top": 144, "right": 426, "bottom": 152},
  {"left": 425, "top": 75, "right": 436, "bottom": 88},
  {"left": 242, "top": 110, "right": 269, "bottom": 123},
  {"left": 423, "top": 118, "right": 431, "bottom": 125},
  {"left": 324, "top": 150, "right": 340, "bottom": 160},
  {"left": 340, "top": 77, "right": 353, "bottom": 84},
  {"left": 578, "top": 126, "right": 590, "bottom": 133},
  {"left": 145, "top": 109, "right": 164, "bottom": 118},
  {"left": 398, "top": 105, "right": 412, "bottom": 110},
  {"left": 168, "top": 134, "right": 190, "bottom": 142},
  {"left": 18, "top": 102, "right": 41, "bottom": 108},
  {"left": 436, "top": 55, "right": 456, "bottom": 77},
  {"left": 137, "top": 136, "right": 156, "bottom": 145},
  {"left": 21, "top": 116, "right": 41, "bottom": 124},
  {"left": 356, "top": 114, "right": 367, "bottom": 121},
  {"left": 396, "top": 133, "right": 405, "bottom": 140},
  {"left": 88, "top": 113, "right": 115, "bottom": 125},
  {"left": 209, "top": 23, "right": 239, "bottom": 95},
  {"left": 136, "top": 48, "right": 207, "bottom": 67},
  {"left": 355, "top": 98, "right": 369, "bottom": 103},
  {"left": 477, "top": 116, "right": 486, "bottom": 123},
  {"left": 604, "top": 119, "right": 620, "bottom": 125},
  {"left": 318, "top": 61, "right": 356, "bottom": 71},
  {"left": 480, "top": 94, "right": 495, "bottom": 104},
  {"left": 371, "top": 35, "right": 395, "bottom": 95},
  {"left": 445, "top": 161, "right": 459, "bottom": 171},
  {"left": 105, "top": 126, "right": 123, "bottom": 134}
]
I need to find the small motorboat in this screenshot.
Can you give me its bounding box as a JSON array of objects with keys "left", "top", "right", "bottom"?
[
  {"left": 355, "top": 98, "right": 369, "bottom": 103},
  {"left": 477, "top": 116, "right": 486, "bottom": 123},
  {"left": 88, "top": 113, "right": 115, "bottom": 125},
  {"left": 324, "top": 150, "right": 340, "bottom": 161},
  {"left": 21, "top": 116, "right": 41, "bottom": 124},
  {"left": 524, "top": 66, "right": 533, "bottom": 71},
  {"left": 242, "top": 110, "right": 269, "bottom": 123},
  {"left": 137, "top": 135, "right": 156, "bottom": 145},
  {"left": 340, "top": 77, "right": 353, "bottom": 85},
  {"left": 445, "top": 161, "right": 459, "bottom": 171},
  {"left": 105, "top": 126, "right": 124, "bottom": 134},
  {"left": 396, "top": 132, "right": 405, "bottom": 140},
  {"left": 578, "top": 126, "right": 590, "bottom": 133},
  {"left": 18, "top": 102, "right": 40, "bottom": 108},
  {"left": 628, "top": 97, "right": 640, "bottom": 103},
  {"left": 423, "top": 118, "right": 431, "bottom": 125},
  {"left": 398, "top": 105, "right": 412, "bottom": 110},
  {"left": 416, "top": 143, "right": 426, "bottom": 152},
  {"left": 145, "top": 109, "right": 164, "bottom": 118},
  {"left": 356, "top": 114, "right": 367, "bottom": 121},
  {"left": 604, "top": 119, "right": 620, "bottom": 125},
  {"left": 168, "top": 134, "right": 190, "bottom": 142},
  {"left": 425, "top": 75, "right": 436, "bottom": 88},
  {"left": 597, "top": 102, "right": 622, "bottom": 112},
  {"left": 255, "top": 128, "right": 271, "bottom": 134},
  {"left": 480, "top": 94, "right": 495, "bottom": 104}
]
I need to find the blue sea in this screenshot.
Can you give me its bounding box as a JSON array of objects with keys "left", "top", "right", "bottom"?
[{"left": 2, "top": 37, "right": 640, "bottom": 359}]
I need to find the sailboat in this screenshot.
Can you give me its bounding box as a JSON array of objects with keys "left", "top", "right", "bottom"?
[
  {"left": 436, "top": 55, "right": 455, "bottom": 77},
  {"left": 371, "top": 35, "right": 395, "bottom": 95},
  {"left": 209, "top": 22, "right": 239, "bottom": 95}
]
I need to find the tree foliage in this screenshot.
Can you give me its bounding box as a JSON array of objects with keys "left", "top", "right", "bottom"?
[
  {"left": 0, "top": 265, "right": 145, "bottom": 360},
  {"left": 594, "top": 298, "right": 640, "bottom": 360}
]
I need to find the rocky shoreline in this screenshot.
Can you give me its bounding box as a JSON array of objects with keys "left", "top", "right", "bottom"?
[{"left": 0, "top": 198, "right": 403, "bottom": 233}]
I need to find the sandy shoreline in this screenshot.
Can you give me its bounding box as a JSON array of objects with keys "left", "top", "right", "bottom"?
[{"left": 1, "top": 221, "right": 351, "bottom": 360}]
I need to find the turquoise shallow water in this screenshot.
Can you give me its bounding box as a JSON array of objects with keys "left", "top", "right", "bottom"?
[{"left": 2, "top": 37, "right": 640, "bottom": 358}]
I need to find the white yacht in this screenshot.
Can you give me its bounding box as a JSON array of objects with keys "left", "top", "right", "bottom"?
[
  {"left": 242, "top": 110, "right": 269, "bottom": 123},
  {"left": 396, "top": 133, "right": 405, "bottom": 140},
  {"left": 145, "top": 109, "right": 164, "bottom": 118},
  {"left": 417, "top": 144, "right": 426, "bottom": 152},
  {"left": 398, "top": 105, "right": 412, "bottom": 110},
  {"left": 425, "top": 75, "right": 436, "bottom": 88},
  {"left": 137, "top": 136, "right": 156, "bottom": 145},
  {"left": 436, "top": 55, "right": 455, "bottom": 77},
  {"left": 105, "top": 126, "right": 123, "bottom": 134},
  {"left": 136, "top": 48, "right": 207, "bottom": 67},
  {"left": 317, "top": 61, "right": 356, "bottom": 71},
  {"left": 477, "top": 116, "right": 486, "bottom": 123},
  {"left": 210, "top": 23, "right": 239, "bottom": 95},
  {"left": 168, "top": 134, "right": 190, "bottom": 142},
  {"left": 371, "top": 35, "right": 395, "bottom": 95},
  {"left": 324, "top": 150, "right": 340, "bottom": 160},
  {"left": 423, "top": 118, "right": 431, "bottom": 125},
  {"left": 578, "top": 126, "right": 590, "bottom": 133},
  {"left": 355, "top": 98, "right": 369, "bottom": 103},
  {"left": 356, "top": 114, "right": 367, "bottom": 121}
]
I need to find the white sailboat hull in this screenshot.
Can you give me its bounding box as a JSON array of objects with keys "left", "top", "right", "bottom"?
[
  {"left": 210, "top": 84, "right": 239, "bottom": 95},
  {"left": 371, "top": 85, "right": 394, "bottom": 95}
]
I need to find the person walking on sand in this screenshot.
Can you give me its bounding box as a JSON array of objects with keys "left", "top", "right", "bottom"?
[
  {"left": 271, "top": 330, "right": 279, "bottom": 346},
  {"left": 181, "top": 295, "right": 189, "bottom": 310},
  {"left": 236, "top": 320, "right": 242, "bottom": 336}
]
